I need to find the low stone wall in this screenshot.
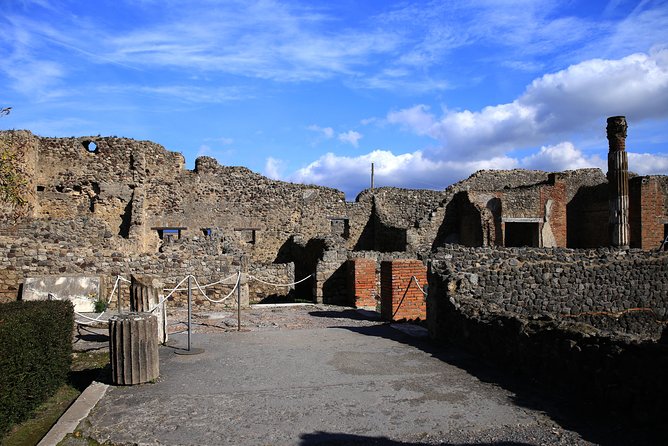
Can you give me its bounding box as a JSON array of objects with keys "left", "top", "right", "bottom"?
[
  {"left": 427, "top": 252, "right": 668, "bottom": 425},
  {"left": 0, "top": 235, "right": 296, "bottom": 308},
  {"left": 247, "top": 262, "right": 295, "bottom": 303},
  {"left": 433, "top": 245, "right": 668, "bottom": 337}
]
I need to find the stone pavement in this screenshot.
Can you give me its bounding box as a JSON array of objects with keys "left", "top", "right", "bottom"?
[{"left": 69, "top": 307, "right": 612, "bottom": 446}]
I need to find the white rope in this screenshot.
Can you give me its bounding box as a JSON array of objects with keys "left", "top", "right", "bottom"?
[
  {"left": 247, "top": 274, "right": 312, "bottom": 287},
  {"left": 148, "top": 275, "right": 192, "bottom": 313},
  {"left": 163, "top": 272, "right": 238, "bottom": 292},
  {"left": 191, "top": 272, "right": 240, "bottom": 303},
  {"left": 74, "top": 275, "right": 125, "bottom": 325},
  {"left": 411, "top": 275, "right": 428, "bottom": 296}
]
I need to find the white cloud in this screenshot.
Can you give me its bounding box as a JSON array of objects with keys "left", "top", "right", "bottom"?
[
  {"left": 519, "top": 142, "right": 605, "bottom": 171},
  {"left": 388, "top": 50, "right": 668, "bottom": 160},
  {"left": 308, "top": 124, "right": 334, "bottom": 139},
  {"left": 286, "top": 142, "right": 668, "bottom": 199},
  {"left": 628, "top": 152, "right": 668, "bottom": 175},
  {"left": 264, "top": 157, "right": 285, "bottom": 180},
  {"left": 338, "top": 130, "right": 362, "bottom": 147},
  {"left": 290, "top": 149, "right": 517, "bottom": 198}
]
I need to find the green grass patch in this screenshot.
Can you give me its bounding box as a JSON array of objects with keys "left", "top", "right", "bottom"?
[{"left": 0, "top": 351, "right": 109, "bottom": 446}]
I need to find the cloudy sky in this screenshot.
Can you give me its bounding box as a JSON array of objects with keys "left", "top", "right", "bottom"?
[{"left": 1, "top": 0, "right": 667, "bottom": 198}]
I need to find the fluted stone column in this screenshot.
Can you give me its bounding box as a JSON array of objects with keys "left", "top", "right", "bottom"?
[
  {"left": 108, "top": 313, "right": 159, "bottom": 385},
  {"left": 130, "top": 274, "right": 167, "bottom": 344},
  {"left": 607, "top": 116, "right": 630, "bottom": 249}
]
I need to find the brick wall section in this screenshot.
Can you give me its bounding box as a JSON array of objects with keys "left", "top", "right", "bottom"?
[
  {"left": 542, "top": 177, "right": 567, "bottom": 247},
  {"left": 638, "top": 178, "right": 664, "bottom": 249},
  {"left": 380, "top": 259, "right": 427, "bottom": 321},
  {"left": 347, "top": 258, "right": 376, "bottom": 309}
]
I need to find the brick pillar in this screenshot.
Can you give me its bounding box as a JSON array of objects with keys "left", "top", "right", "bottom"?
[
  {"left": 347, "top": 258, "right": 377, "bottom": 309},
  {"left": 380, "top": 259, "right": 427, "bottom": 321},
  {"left": 607, "top": 116, "right": 630, "bottom": 249},
  {"left": 638, "top": 178, "right": 664, "bottom": 249}
]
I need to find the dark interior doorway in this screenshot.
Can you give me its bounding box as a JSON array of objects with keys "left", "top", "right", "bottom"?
[{"left": 505, "top": 222, "right": 540, "bottom": 247}]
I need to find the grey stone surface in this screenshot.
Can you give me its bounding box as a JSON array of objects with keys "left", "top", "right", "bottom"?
[
  {"left": 22, "top": 276, "right": 100, "bottom": 312},
  {"left": 109, "top": 313, "right": 160, "bottom": 385},
  {"left": 79, "top": 325, "right": 590, "bottom": 445}
]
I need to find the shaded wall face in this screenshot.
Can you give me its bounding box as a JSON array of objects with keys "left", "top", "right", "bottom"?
[{"left": 566, "top": 184, "right": 609, "bottom": 248}]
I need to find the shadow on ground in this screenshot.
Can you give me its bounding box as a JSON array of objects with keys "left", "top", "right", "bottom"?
[
  {"left": 299, "top": 431, "right": 532, "bottom": 445},
  {"left": 319, "top": 319, "right": 667, "bottom": 446},
  {"left": 309, "top": 308, "right": 382, "bottom": 321}
]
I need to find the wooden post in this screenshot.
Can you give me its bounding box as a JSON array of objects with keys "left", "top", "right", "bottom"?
[
  {"left": 108, "top": 313, "right": 159, "bottom": 385},
  {"left": 130, "top": 274, "right": 167, "bottom": 344}
]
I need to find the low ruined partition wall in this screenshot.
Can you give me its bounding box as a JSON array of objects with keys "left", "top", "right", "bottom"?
[
  {"left": 247, "top": 262, "right": 295, "bottom": 303},
  {"left": 0, "top": 235, "right": 295, "bottom": 308},
  {"left": 427, "top": 250, "right": 668, "bottom": 424},
  {"left": 432, "top": 245, "right": 668, "bottom": 337}
]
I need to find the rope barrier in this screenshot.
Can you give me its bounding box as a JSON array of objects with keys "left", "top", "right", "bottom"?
[
  {"left": 163, "top": 272, "right": 238, "bottom": 292},
  {"left": 74, "top": 271, "right": 312, "bottom": 325},
  {"left": 191, "top": 272, "right": 240, "bottom": 304},
  {"left": 411, "top": 275, "right": 428, "bottom": 296},
  {"left": 247, "top": 274, "right": 312, "bottom": 287},
  {"left": 74, "top": 275, "right": 123, "bottom": 325}
]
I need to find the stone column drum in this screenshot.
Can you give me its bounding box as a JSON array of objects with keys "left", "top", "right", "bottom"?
[
  {"left": 130, "top": 274, "right": 167, "bottom": 344},
  {"left": 606, "top": 116, "right": 630, "bottom": 249},
  {"left": 109, "top": 312, "right": 160, "bottom": 385}
]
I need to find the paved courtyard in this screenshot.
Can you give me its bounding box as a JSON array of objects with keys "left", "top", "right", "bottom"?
[{"left": 69, "top": 307, "right": 653, "bottom": 445}]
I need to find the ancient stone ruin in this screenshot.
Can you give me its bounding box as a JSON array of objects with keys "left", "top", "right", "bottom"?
[
  {"left": 1, "top": 117, "right": 668, "bottom": 312},
  {"left": 2, "top": 117, "right": 667, "bottom": 423}
]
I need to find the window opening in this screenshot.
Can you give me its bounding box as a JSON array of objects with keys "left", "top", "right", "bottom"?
[
  {"left": 151, "top": 227, "right": 187, "bottom": 243},
  {"left": 84, "top": 141, "right": 98, "bottom": 153}
]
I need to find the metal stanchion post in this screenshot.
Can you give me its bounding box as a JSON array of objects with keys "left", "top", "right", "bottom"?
[
  {"left": 175, "top": 275, "right": 204, "bottom": 355},
  {"left": 187, "top": 275, "right": 192, "bottom": 351},
  {"left": 237, "top": 268, "right": 242, "bottom": 332}
]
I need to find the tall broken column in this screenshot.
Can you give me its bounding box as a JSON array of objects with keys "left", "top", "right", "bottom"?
[{"left": 606, "top": 116, "right": 630, "bottom": 249}]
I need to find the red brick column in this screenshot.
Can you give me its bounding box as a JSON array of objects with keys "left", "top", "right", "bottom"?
[
  {"left": 380, "top": 259, "right": 427, "bottom": 321},
  {"left": 347, "top": 258, "right": 377, "bottom": 309}
]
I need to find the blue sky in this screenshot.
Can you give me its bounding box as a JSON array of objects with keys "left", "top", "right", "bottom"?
[{"left": 1, "top": 0, "right": 667, "bottom": 198}]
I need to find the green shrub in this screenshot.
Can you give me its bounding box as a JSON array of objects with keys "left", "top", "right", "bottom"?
[{"left": 0, "top": 300, "right": 73, "bottom": 438}]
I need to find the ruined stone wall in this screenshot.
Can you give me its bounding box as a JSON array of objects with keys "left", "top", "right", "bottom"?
[
  {"left": 0, "top": 130, "right": 38, "bottom": 221},
  {"left": 427, "top": 260, "right": 668, "bottom": 425},
  {"left": 2, "top": 132, "right": 378, "bottom": 264},
  {"left": 431, "top": 245, "right": 668, "bottom": 338},
  {"left": 247, "top": 262, "right": 295, "bottom": 304},
  {"left": 0, "top": 229, "right": 299, "bottom": 308}
]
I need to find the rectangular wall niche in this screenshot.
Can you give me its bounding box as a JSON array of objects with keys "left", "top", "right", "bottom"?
[
  {"left": 328, "top": 217, "right": 350, "bottom": 239},
  {"left": 503, "top": 218, "right": 540, "bottom": 247},
  {"left": 234, "top": 228, "right": 258, "bottom": 244},
  {"left": 151, "top": 227, "right": 187, "bottom": 243}
]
